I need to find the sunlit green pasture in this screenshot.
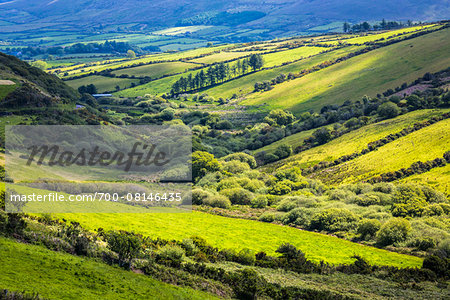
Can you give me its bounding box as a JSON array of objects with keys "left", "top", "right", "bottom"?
[
  {"left": 0, "top": 238, "right": 215, "bottom": 300},
  {"left": 66, "top": 75, "right": 140, "bottom": 93}
]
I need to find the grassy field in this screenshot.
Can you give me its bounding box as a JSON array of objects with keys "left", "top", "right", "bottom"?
[
  {"left": 54, "top": 211, "right": 422, "bottom": 267},
  {"left": 343, "top": 24, "right": 438, "bottom": 44},
  {"left": 242, "top": 27, "right": 450, "bottom": 114},
  {"left": 190, "top": 51, "right": 256, "bottom": 64},
  {"left": 0, "top": 238, "right": 216, "bottom": 300},
  {"left": 254, "top": 124, "right": 335, "bottom": 155},
  {"left": 66, "top": 76, "right": 140, "bottom": 93},
  {"left": 55, "top": 45, "right": 232, "bottom": 78},
  {"left": 272, "top": 109, "right": 450, "bottom": 170},
  {"left": 402, "top": 164, "right": 450, "bottom": 196},
  {"left": 112, "top": 61, "right": 198, "bottom": 78},
  {"left": 0, "top": 82, "right": 17, "bottom": 100},
  {"left": 261, "top": 46, "right": 328, "bottom": 68},
  {"left": 312, "top": 117, "right": 450, "bottom": 184}
]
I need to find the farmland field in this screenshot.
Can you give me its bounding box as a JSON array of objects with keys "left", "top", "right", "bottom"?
[
  {"left": 66, "top": 75, "right": 141, "bottom": 93},
  {"left": 112, "top": 61, "right": 198, "bottom": 78},
  {"left": 273, "top": 109, "right": 450, "bottom": 170}
]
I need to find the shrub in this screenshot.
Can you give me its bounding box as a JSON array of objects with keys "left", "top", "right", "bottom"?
[
  {"left": 202, "top": 194, "right": 232, "bottom": 209},
  {"left": 357, "top": 219, "right": 381, "bottom": 240},
  {"left": 354, "top": 194, "right": 381, "bottom": 206},
  {"left": 310, "top": 208, "right": 359, "bottom": 232},
  {"left": 270, "top": 182, "right": 292, "bottom": 195},
  {"left": 277, "top": 199, "right": 297, "bottom": 212},
  {"left": 220, "top": 188, "right": 254, "bottom": 205},
  {"left": 275, "top": 167, "right": 303, "bottom": 182},
  {"left": 238, "top": 178, "right": 264, "bottom": 192},
  {"left": 327, "top": 189, "right": 355, "bottom": 202},
  {"left": 235, "top": 248, "right": 256, "bottom": 266},
  {"left": 156, "top": 244, "right": 185, "bottom": 267},
  {"left": 191, "top": 189, "right": 214, "bottom": 205},
  {"left": 221, "top": 152, "right": 257, "bottom": 169},
  {"left": 104, "top": 231, "right": 142, "bottom": 268},
  {"left": 422, "top": 204, "right": 445, "bottom": 216},
  {"left": 283, "top": 208, "right": 312, "bottom": 227},
  {"left": 258, "top": 212, "right": 280, "bottom": 223},
  {"left": 372, "top": 182, "right": 396, "bottom": 194},
  {"left": 376, "top": 218, "right": 411, "bottom": 246},
  {"left": 274, "top": 144, "right": 292, "bottom": 159},
  {"left": 181, "top": 239, "right": 198, "bottom": 256},
  {"left": 422, "top": 255, "right": 449, "bottom": 278},
  {"left": 391, "top": 184, "right": 428, "bottom": 217},
  {"left": 377, "top": 101, "right": 400, "bottom": 118},
  {"left": 251, "top": 195, "right": 268, "bottom": 208},
  {"left": 192, "top": 151, "right": 221, "bottom": 181},
  {"left": 217, "top": 178, "right": 241, "bottom": 191},
  {"left": 222, "top": 160, "right": 251, "bottom": 174}
]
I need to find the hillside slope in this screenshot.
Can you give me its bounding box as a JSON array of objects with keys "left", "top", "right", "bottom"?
[
  {"left": 0, "top": 237, "right": 216, "bottom": 300},
  {"left": 242, "top": 27, "right": 450, "bottom": 114},
  {"left": 0, "top": 52, "right": 79, "bottom": 108}
]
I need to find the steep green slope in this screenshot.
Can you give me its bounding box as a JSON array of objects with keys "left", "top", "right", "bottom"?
[
  {"left": 0, "top": 52, "right": 80, "bottom": 107},
  {"left": 312, "top": 117, "right": 450, "bottom": 185},
  {"left": 272, "top": 109, "right": 450, "bottom": 171},
  {"left": 242, "top": 28, "right": 450, "bottom": 114},
  {"left": 0, "top": 238, "right": 216, "bottom": 300}
]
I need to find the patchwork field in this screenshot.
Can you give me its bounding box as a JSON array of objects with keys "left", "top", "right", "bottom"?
[
  {"left": 111, "top": 61, "right": 198, "bottom": 78},
  {"left": 242, "top": 27, "right": 450, "bottom": 114}
]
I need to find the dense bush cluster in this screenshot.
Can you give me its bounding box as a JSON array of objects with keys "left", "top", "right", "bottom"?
[{"left": 191, "top": 150, "right": 449, "bottom": 252}]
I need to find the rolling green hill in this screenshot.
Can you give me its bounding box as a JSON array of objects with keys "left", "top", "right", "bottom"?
[
  {"left": 311, "top": 117, "right": 450, "bottom": 185},
  {"left": 241, "top": 27, "right": 450, "bottom": 114},
  {"left": 272, "top": 109, "right": 450, "bottom": 170},
  {"left": 0, "top": 237, "right": 216, "bottom": 300}
]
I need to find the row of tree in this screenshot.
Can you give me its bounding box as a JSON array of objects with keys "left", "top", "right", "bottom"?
[
  {"left": 6, "top": 40, "right": 143, "bottom": 58},
  {"left": 170, "top": 54, "right": 263, "bottom": 94},
  {"left": 343, "top": 19, "right": 415, "bottom": 33}
]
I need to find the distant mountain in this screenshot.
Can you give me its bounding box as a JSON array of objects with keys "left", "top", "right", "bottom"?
[{"left": 0, "top": 0, "right": 448, "bottom": 34}]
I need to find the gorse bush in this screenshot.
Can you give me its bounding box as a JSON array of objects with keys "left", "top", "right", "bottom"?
[
  {"left": 310, "top": 208, "right": 359, "bottom": 232},
  {"left": 376, "top": 218, "right": 411, "bottom": 246},
  {"left": 357, "top": 219, "right": 382, "bottom": 240},
  {"left": 220, "top": 188, "right": 254, "bottom": 205}
]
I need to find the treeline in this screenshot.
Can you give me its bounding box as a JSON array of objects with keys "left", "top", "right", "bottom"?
[
  {"left": 170, "top": 54, "right": 263, "bottom": 95},
  {"left": 5, "top": 40, "right": 145, "bottom": 58},
  {"left": 343, "top": 19, "right": 416, "bottom": 33}
]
